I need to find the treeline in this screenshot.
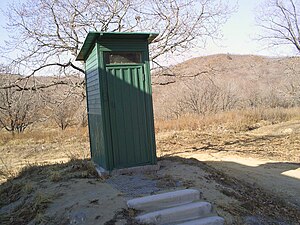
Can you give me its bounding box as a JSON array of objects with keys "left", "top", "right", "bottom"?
[
  {"left": 1, "top": 55, "right": 300, "bottom": 134},
  {"left": 0, "top": 74, "right": 86, "bottom": 134},
  {"left": 152, "top": 55, "right": 300, "bottom": 119}
]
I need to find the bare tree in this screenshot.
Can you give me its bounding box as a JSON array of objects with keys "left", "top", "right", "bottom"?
[
  {"left": 281, "top": 58, "right": 300, "bottom": 106},
  {"left": 53, "top": 102, "right": 77, "bottom": 130},
  {"left": 77, "top": 102, "right": 88, "bottom": 127},
  {"left": 47, "top": 82, "right": 84, "bottom": 130},
  {"left": 256, "top": 0, "right": 300, "bottom": 53},
  {"left": 0, "top": 0, "right": 234, "bottom": 129},
  {"left": 218, "top": 83, "right": 239, "bottom": 111},
  {"left": 1, "top": 0, "right": 233, "bottom": 90},
  {"left": 0, "top": 75, "right": 42, "bottom": 134},
  {"left": 177, "top": 76, "right": 238, "bottom": 116}
]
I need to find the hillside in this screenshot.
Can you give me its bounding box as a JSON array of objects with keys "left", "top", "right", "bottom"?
[
  {"left": 1, "top": 54, "right": 299, "bottom": 124},
  {"left": 1, "top": 55, "right": 300, "bottom": 224},
  {"left": 152, "top": 54, "right": 300, "bottom": 118},
  {"left": 153, "top": 54, "right": 300, "bottom": 82}
]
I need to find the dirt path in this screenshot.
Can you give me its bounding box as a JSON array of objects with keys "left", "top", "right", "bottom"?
[
  {"left": 157, "top": 120, "right": 300, "bottom": 209},
  {"left": 249, "top": 120, "right": 300, "bottom": 136},
  {"left": 177, "top": 152, "right": 300, "bottom": 208},
  {"left": 1, "top": 120, "right": 299, "bottom": 224}
]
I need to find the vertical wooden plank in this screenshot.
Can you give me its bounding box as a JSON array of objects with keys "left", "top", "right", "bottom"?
[
  {"left": 144, "top": 47, "right": 157, "bottom": 165},
  {"left": 137, "top": 66, "right": 149, "bottom": 163},
  {"left": 126, "top": 67, "right": 137, "bottom": 165},
  {"left": 106, "top": 68, "right": 118, "bottom": 168},
  {"left": 117, "top": 68, "right": 128, "bottom": 167},
  {"left": 86, "top": 45, "right": 107, "bottom": 167},
  {"left": 124, "top": 67, "right": 136, "bottom": 166},
  {"left": 131, "top": 67, "right": 142, "bottom": 163}
]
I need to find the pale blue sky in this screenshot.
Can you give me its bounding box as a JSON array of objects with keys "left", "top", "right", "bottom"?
[
  {"left": 0, "top": 0, "right": 296, "bottom": 65},
  {"left": 209, "top": 0, "right": 260, "bottom": 54},
  {"left": 195, "top": 0, "right": 294, "bottom": 56},
  {"left": 0, "top": 0, "right": 10, "bottom": 47}
]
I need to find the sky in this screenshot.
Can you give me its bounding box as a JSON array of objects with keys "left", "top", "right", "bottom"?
[
  {"left": 0, "top": 0, "right": 297, "bottom": 65},
  {"left": 205, "top": 0, "right": 261, "bottom": 55},
  {"left": 168, "top": 0, "right": 296, "bottom": 64},
  {"left": 0, "top": 0, "right": 9, "bottom": 47},
  {"left": 202, "top": 0, "right": 294, "bottom": 56}
]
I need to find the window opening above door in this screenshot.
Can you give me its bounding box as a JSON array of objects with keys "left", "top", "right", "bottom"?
[{"left": 105, "top": 52, "right": 142, "bottom": 64}]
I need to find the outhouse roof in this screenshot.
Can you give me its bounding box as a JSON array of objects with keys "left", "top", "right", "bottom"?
[{"left": 76, "top": 32, "right": 159, "bottom": 61}]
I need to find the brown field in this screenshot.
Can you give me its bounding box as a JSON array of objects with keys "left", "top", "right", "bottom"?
[
  {"left": 0, "top": 108, "right": 299, "bottom": 224},
  {"left": 1, "top": 54, "right": 300, "bottom": 224}
]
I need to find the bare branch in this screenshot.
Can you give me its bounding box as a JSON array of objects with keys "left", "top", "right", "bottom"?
[
  {"left": 256, "top": 0, "right": 300, "bottom": 53},
  {"left": 2, "top": 0, "right": 233, "bottom": 79},
  {"left": 152, "top": 80, "right": 176, "bottom": 86}
]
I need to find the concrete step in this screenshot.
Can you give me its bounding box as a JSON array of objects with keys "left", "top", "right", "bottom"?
[
  {"left": 135, "top": 201, "right": 212, "bottom": 225},
  {"left": 127, "top": 189, "right": 200, "bottom": 211},
  {"left": 176, "top": 216, "right": 225, "bottom": 225}
]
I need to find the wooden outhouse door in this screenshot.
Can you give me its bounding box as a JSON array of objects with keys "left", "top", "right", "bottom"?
[{"left": 105, "top": 65, "right": 152, "bottom": 169}]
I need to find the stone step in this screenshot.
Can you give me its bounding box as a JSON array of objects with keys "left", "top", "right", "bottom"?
[
  {"left": 135, "top": 201, "right": 212, "bottom": 225},
  {"left": 176, "top": 216, "right": 225, "bottom": 225},
  {"left": 127, "top": 189, "right": 200, "bottom": 211}
]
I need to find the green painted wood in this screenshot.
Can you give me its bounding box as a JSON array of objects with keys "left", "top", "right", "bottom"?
[
  {"left": 85, "top": 45, "right": 107, "bottom": 168},
  {"left": 76, "top": 32, "right": 158, "bottom": 61},
  {"left": 144, "top": 44, "right": 157, "bottom": 164},
  {"left": 77, "top": 32, "right": 157, "bottom": 171},
  {"left": 106, "top": 65, "right": 154, "bottom": 168}
]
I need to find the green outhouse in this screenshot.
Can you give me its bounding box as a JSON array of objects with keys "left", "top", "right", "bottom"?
[{"left": 76, "top": 32, "right": 158, "bottom": 171}]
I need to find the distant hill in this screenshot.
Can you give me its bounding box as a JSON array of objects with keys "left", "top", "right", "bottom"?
[
  {"left": 2, "top": 54, "right": 299, "bottom": 121},
  {"left": 152, "top": 54, "right": 300, "bottom": 118},
  {"left": 152, "top": 54, "right": 300, "bottom": 84}
]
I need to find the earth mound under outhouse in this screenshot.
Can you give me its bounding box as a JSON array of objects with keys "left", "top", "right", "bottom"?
[{"left": 76, "top": 32, "right": 158, "bottom": 171}]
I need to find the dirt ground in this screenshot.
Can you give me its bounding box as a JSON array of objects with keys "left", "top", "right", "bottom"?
[
  {"left": 0, "top": 120, "right": 299, "bottom": 224},
  {"left": 157, "top": 120, "right": 300, "bottom": 209}
]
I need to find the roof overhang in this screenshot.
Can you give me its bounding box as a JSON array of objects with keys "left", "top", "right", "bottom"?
[{"left": 76, "top": 32, "right": 159, "bottom": 61}]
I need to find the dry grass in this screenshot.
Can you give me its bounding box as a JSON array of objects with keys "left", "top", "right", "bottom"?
[
  {"left": 0, "top": 126, "right": 90, "bottom": 183},
  {"left": 0, "top": 126, "right": 89, "bottom": 146},
  {"left": 155, "top": 107, "right": 300, "bottom": 132},
  {"left": 1, "top": 107, "right": 299, "bottom": 183},
  {"left": 155, "top": 107, "right": 300, "bottom": 162},
  {"left": 0, "top": 158, "right": 100, "bottom": 225},
  {"left": 0, "top": 108, "right": 299, "bottom": 224},
  {"left": 0, "top": 191, "right": 55, "bottom": 225}
]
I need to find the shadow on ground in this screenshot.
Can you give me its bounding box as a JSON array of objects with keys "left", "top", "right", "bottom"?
[
  {"left": 0, "top": 159, "right": 109, "bottom": 225},
  {"left": 161, "top": 156, "right": 300, "bottom": 225},
  {"left": 161, "top": 134, "right": 286, "bottom": 157},
  {"left": 0, "top": 158, "right": 190, "bottom": 225},
  {"left": 1, "top": 157, "right": 299, "bottom": 225}
]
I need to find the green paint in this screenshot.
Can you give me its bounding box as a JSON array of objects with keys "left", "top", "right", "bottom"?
[{"left": 76, "top": 32, "right": 158, "bottom": 171}]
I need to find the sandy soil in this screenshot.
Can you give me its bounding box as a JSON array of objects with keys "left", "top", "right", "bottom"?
[
  {"left": 43, "top": 179, "right": 126, "bottom": 225},
  {"left": 178, "top": 152, "right": 300, "bottom": 207},
  {"left": 1, "top": 158, "right": 299, "bottom": 225},
  {"left": 157, "top": 120, "right": 300, "bottom": 210},
  {"left": 0, "top": 120, "right": 299, "bottom": 224}
]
